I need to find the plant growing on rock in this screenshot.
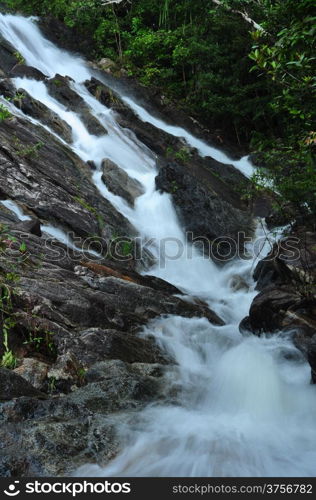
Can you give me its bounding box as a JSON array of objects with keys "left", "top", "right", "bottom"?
[
  {"left": 0, "top": 281, "right": 17, "bottom": 369},
  {"left": 13, "top": 50, "right": 25, "bottom": 64},
  {"left": 0, "top": 103, "right": 12, "bottom": 122}
]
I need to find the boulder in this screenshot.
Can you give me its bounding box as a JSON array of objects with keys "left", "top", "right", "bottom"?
[
  {"left": 13, "top": 358, "right": 49, "bottom": 390},
  {"left": 247, "top": 286, "right": 302, "bottom": 334},
  {"left": 253, "top": 252, "right": 295, "bottom": 291},
  {"left": 0, "top": 78, "right": 15, "bottom": 99},
  {"left": 9, "top": 64, "right": 47, "bottom": 81},
  {"left": 69, "top": 359, "right": 162, "bottom": 412},
  {"left": 0, "top": 368, "right": 45, "bottom": 401},
  {"left": 97, "top": 58, "right": 118, "bottom": 73},
  {"left": 101, "top": 158, "right": 144, "bottom": 206},
  {"left": 156, "top": 162, "right": 253, "bottom": 261}
]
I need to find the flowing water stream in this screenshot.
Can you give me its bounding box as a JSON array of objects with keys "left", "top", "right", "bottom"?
[{"left": 0, "top": 13, "right": 316, "bottom": 477}]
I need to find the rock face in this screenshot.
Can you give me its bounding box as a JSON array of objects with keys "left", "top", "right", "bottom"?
[
  {"left": 0, "top": 113, "right": 135, "bottom": 249},
  {"left": 156, "top": 162, "right": 252, "bottom": 260},
  {"left": 15, "top": 88, "right": 73, "bottom": 143},
  {"left": 101, "top": 159, "right": 144, "bottom": 206},
  {"left": 242, "top": 234, "right": 316, "bottom": 381},
  {"left": 46, "top": 74, "right": 107, "bottom": 136}
]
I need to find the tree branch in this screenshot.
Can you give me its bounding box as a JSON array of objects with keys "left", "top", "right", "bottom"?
[{"left": 211, "top": 0, "right": 266, "bottom": 32}]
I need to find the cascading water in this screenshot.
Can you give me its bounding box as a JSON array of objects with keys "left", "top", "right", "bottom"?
[{"left": 1, "top": 13, "right": 315, "bottom": 477}]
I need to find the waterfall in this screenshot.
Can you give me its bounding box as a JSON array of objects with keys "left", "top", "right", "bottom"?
[{"left": 1, "top": 13, "right": 315, "bottom": 477}]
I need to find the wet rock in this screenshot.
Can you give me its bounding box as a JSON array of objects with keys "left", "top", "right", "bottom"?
[
  {"left": 74, "top": 267, "right": 224, "bottom": 328},
  {"left": 14, "top": 88, "right": 73, "bottom": 143},
  {"left": 0, "top": 368, "right": 46, "bottom": 401},
  {"left": 0, "top": 78, "right": 15, "bottom": 99},
  {"left": 9, "top": 64, "right": 47, "bottom": 81},
  {"left": 0, "top": 35, "right": 17, "bottom": 76},
  {"left": 253, "top": 252, "right": 295, "bottom": 291},
  {"left": 0, "top": 225, "right": 222, "bottom": 392},
  {"left": 84, "top": 77, "right": 116, "bottom": 108},
  {"left": 15, "top": 218, "right": 42, "bottom": 237},
  {"left": 101, "top": 158, "right": 144, "bottom": 206},
  {"left": 84, "top": 78, "right": 181, "bottom": 156},
  {"left": 13, "top": 358, "right": 49, "bottom": 390},
  {"left": 248, "top": 286, "right": 302, "bottom": 334},
  {"left": 239, "top": 316, "right": 252, "bottom": 334},
  {"left": 46, "top": 74, "right": 107, "bottom": 136},
  {"left": 156, "top": 162, "right": 252, "bottom": 261},
  {"left": 0, "top": 114, "right": 135, "bottom": 245}
]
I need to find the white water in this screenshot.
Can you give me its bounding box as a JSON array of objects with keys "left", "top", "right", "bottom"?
[
  {"left": 121, "top": 97, "right": 255, "bottom": 178},
  {"left": 0, "top": 14, "right": 315, "bottom": 477},
  {"left": 0, "top": 199, "right": 100, "bottom": 257}
]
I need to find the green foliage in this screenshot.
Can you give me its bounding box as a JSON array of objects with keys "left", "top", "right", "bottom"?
[
  {"left": 4, "top": 0, "right": 273, "bottom": 144},
  {"left": 23, "top": 329, "right": 56, "bottom": 357},
  {"left": 0, "top": 103, "right": 12, "bottom": 122},
  {"left": 0, "top": 275, "right": 17, "bottom": 369},
  {"left": 13, "top": 50, "right": 25, "bottom": 64},
  {"left": 13, "top": 136, "right": 44, "bottom": 158}
]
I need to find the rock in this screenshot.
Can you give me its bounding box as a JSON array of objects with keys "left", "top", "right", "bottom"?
[
  {"left": 0, "top": 225, "right": 222, "bottom": 390},
  {"left": 70, "top": 360, "right": 161, "bottom": 412},
  {"left": 87, "top": 160, "right": 96, "bottom": 170},
  {"left": 0, "top": 396, "right": 119, "bottom": 475},
  {"left": 248, "top": 286, "right": 302, "bottom": 334},
  {"left": 0, "top": 78, "right": 15, "bottom": 99},
  {"left": 37, "top": 16, "right": 94, "bottom": 58},
  {"left": 79, "top": 260, "right": 181, "bottom": 295},
  {"left": 0, "top": 368, "right": 46, "bottom": 401},
  {"left": 84, "top": 78, "right": 182, "bottom": 156},
  {"left": 13, "top": 358, "right": 49, "bottom": 390},
  {"left": 14, "top": 88, "right": 73, "bottom": 143},
  {"left": 9, "top": 64, "right": 47, "bottom": 80},
  {"left": 77, "top": 328, "right": 168, "bottom": 366},
  {"left": 307, "top": 336, "right": 316, "bottom": 383},
  {"left": 74, "top": 268, "right": 224, "bottom": 329},
  {"left": 46, "top": 74, "right": 107, "bottom": 136},
  {"left": 156, "top": 162, "right": 253, "bottom": 261},
  {"left": 239, "top": 316, "right": 252, "bottom": 334},
  {"left": 84, "top": 77, "right": 120, "bottom": 108},
  {"left": 97, "top": 58, "right": 118, "bottom": 73},
  {"left": 0, "top": 113, "right": 135, "bottom": 246},
  {"left": 101, "top": 159, "right": 144, "bottom": 206},
  {"left": 15, "top": 218, "right": 42, "bottom": 237},
  {"left": 253, "top": 252, "right": 295, "bottom": 291},
  {"left": 47, "top": 352, "right": 84, "bottom": 392},
  {"left": 0, "top": 35, "right": 17, "bottom": 76}
]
